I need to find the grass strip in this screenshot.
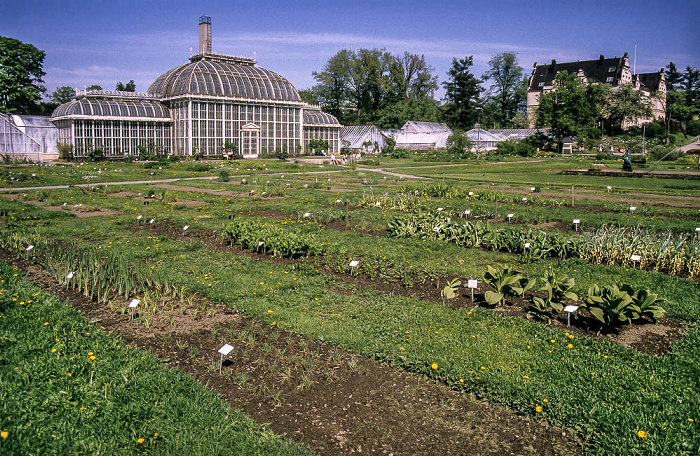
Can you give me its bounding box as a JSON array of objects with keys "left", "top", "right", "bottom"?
[{"left": 0, "top": 261, "right": 312, "bottom": 456}]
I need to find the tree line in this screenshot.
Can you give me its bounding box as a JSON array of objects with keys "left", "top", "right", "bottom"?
[{"left": 302, "top": 48, "right": 529, "bottom": 130}]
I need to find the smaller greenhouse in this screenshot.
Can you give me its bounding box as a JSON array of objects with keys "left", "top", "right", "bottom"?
[
  {"left": 340, "top": 125, "right": 386, "bottom": 153},
  {"left": 51, "top": 90, "right": 172, "bottom": 158}
]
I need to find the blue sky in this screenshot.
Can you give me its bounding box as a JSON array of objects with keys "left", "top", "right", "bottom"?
[{"left": 2, "top": 0, "right": 698, "bottom": 99}]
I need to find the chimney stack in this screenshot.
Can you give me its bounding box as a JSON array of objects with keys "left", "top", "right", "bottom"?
[{"left": 199, "top": 15, "right": 211, "bottom": 54}]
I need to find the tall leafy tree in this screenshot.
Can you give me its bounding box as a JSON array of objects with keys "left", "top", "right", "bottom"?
[
  {"left": 312, "top": 49, "right": 352, "bottom": 123},
  {"left": 535, "top": 71, "right": 602, "bottom": 142},
  {"left": 442, "top": 56, "right": 484, "bottom": 130},
  {"left": 0, "top": 36, "right": 46, "bottom": 113},
  {"left": 86, "top": 84, "right": 103, "bottom": 91},
  {"left": 602, "top": 83, "right": 652, "bottom": 133},
  {"left": 116, "top": 80, "right": 136, "bottom": 92},
  {"left": 311, "top": 48, "right": 439, "bottom": 127},
  {"left": 482, "top": 52, "right": 526, "bottom": 127},
  {"left": 663, "top": 63, "right": 700, "bottom": 139},
  {"left": 51, "top": 86, "right": 76, "bottom": 104}
]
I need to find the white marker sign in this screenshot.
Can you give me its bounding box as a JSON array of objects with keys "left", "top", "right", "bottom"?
[
  {"left": 66, "top": 272, "right": 74, "bottom": 279},
  {"left": 630, "top": 254, "right": 641, "bottom": 261},
  {"left": 183, "top": 225, "right": 189, "bottom": 231},
  {"left": 467, "top": 279, "right": 478, "bottom": 289},
  {"left": 573, "top": 219, "right": 580, "bottom": 224},
  {"left": 218, "top": 344, "right": 234, "bottom": 356},
  {"left": 26, "top": 245, "right": 34, "bottom": 251},
  {"left": 129, "top": 299, "right": 140, "bottom": 308},
  {"left": 349, "top": 260, "right": 359, "bottom": 267}
]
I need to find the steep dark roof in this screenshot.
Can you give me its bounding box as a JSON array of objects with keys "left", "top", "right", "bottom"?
[
  {"left": 528, "top": 54, "right": 630, "bottom": 91},
  {"left": 636, "top": 70, "right": 664, "bottom": 92}
]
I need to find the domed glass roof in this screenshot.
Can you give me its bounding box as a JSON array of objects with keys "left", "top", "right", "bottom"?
[
  {"left": 148, "top": 54, "right": 301, "bottom": 102},
  {"left": 303, "top": 107, "right": 340, "bottom": 126},
  {"left": 52, "top": 91, "right": 171, "bottom": 120}
]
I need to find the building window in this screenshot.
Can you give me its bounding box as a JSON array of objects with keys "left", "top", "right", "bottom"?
[
  {"left": 538, "top": 82, "right": 545, "bottom": 87},
  {"left": 606, "top": 76, "right": 614, "bottom": 83}
]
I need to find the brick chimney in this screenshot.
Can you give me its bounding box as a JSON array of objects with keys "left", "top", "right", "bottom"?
[{"left": 199, "top": 15, "right": 211, "bottom": 54}]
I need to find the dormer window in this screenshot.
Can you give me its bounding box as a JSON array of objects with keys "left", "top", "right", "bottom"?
[
  {"left": 538, "top": 81, "right": 545, "bottom": 87},
  {"left": 606, "top": 76, "right": 614, "bottom": 83},
  {"left": 608, "top": 66, "right": 616, "bottom": 72}
]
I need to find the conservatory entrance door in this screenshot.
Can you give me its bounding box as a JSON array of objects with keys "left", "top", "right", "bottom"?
[{"left": 241, "top": 123, "right": 260, "bottom": 158}]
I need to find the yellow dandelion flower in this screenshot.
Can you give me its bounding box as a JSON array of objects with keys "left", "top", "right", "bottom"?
[
  {"left": 535, "top": 406, "right": 542, "bottom": 413},
  {"left": 90, "top": 355, "right": 96, "bottom": 360},
  {"left": 550, "top": 339, "right": 555, "bottom": 343},
  {"left": 459, "top": 379, "right": 464, "bottom": 383},
  {"left": 137, "top": 438, "right": 145, "bottom": 444},
  {"left": 637, "top": 430, "right": 646, "bottom": 438},
  {"left": 67, "top": 373, "right": 72, "bottom": 377},
  {"left": 567, "top": 344, "right": 573, "bottom": 349},
  {"left": 44, "top": 322, "right": 49, "bottom": 326},
  {"left": 1, "top": 431, "right": 8, "bottom": 439},
  {"left": 51, "top": 348, "right": 57, "bottom": 353},
  {"left": 543, "top": 398, "right": 549, "bottom": 403},
  {"left": 154, "top": 433, "right": 159, "bottom": 438},
  {"left": 431, "top": 363, "right": 438, "bottom": 370},
  {"left": 480, "top": 366, "right": 486, "bottom": 370},
  {"left": 523, "top": 376, "right": 529, "bottom": 379}
]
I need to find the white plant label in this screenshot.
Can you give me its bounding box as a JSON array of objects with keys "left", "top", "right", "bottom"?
[
  {"left": 464, "top": 210, "right": 471, "bottom": 215},
  {"left": 26, "top": 245, "right": 34, "bottom": 251},
  {"left": 258, "top": 241, "right": 264, "bottom": 247},
  {"left": 631, "top": 254, "right": 641, "bottom": 261},
  {"left": 695, "top": 227, "right": 700, "bottom": 232},
  {"left": 349, "top": 260, "right": 359, "bottom": 267},
  {"left": 303, "top": 212, "right": 310, "bottom": 218},
  {"left": 336, "top": 199, "right": 342, "bottom": 203},
  {"left": 218, "top": 344, "right": 234, "bottom": 356},
  {"left": 564, "top": 305, "right": 579, "bottom": 313},
  {"left": 530, "top": 187, "right": 536, "bottom": 191},
  {"left": 149, "top": 219, "right": 154, "bottom": 224},
  {"left": 467, "top": 279, "right": 478, "bottom": 289},
  {"left": 375, "top": 202, "right": 381, "bottom": 207},
  {"left": 630, "top": 206, "right": 636, "bottom": 211},
  {"left": 522, "top": 197, "right": 527, "bottom": 202},
  {"left": 507, "top": 213, "right": 514, "bottom": 218},
  {"left": 524, "top": 243, "right": 531, "bottom": 249},
  {"left": 66, "top": 272, "right": 74, "bottom": 279},
  {"left": 129, "top": 299, "right": 140, "bottom": 308},
  {"left": 183, "top": 225, "right": 189, "bottom": 231},
  {"left": 573, "top": 219, "right": 580, "bottom": 224},
  {"left": 437, "top": 207, "right": 443, "bottom": 211},
  {"left": 468, "top": 192, "right": 473, "bottom": 196},
  {"left": 137, "top": 215, "right": 142, "bottom": 220}
]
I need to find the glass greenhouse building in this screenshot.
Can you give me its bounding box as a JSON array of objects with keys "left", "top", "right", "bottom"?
[{"left": 51, "top": 16, "right": 340, "bottom": 159}]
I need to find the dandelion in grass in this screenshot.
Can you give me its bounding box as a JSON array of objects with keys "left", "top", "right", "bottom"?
[
  {"left": 44, "top": 322, "right": 49, "bottom": 326},
  {"left": 543, "top": 398, "right": 548, "bottom": 403},
  {"left": 637, "top": 431, "right": 646, "bottom": 438},
  {"left": 567, "top": 344, "right": 573, "bottom": 349},
  {"left": 90, "top": 355, "right": 96, "bottom": 360},
  {"left": 523, "top": 376, "right": 529, "bottom": 379},
  {"left": 137, "top": 438, "right": 145, "bottom": 444},
  {"left": 51, "top": 348, "right": 57, "bottom": 353},
  {"left": 535, "top": 406, "right": 542, "bottom": 413},
  {"left": 459, "top": 379, "right": 464, "bottom": 383},
  {"left": 1, "top": 431, "right": 8, "bottom": 439},
  {"left": 431, "top": 363, "right": 438, "bottom": 370},
  {"left": 550, "top": 339, "right": 555, "bottom": 343},
  {"left": 480, "top": 366, "right": 485, "bottom": 370}
]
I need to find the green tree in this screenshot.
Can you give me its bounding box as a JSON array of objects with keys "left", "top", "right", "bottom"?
[
  {"left": 116, "top": 80, "right": 136, "bottom": 92},
  {"left": 663, "top": 63, "right": 700, "bottom": 140},
  {"left": 311, "top": 49, "right": 439, "bottom": 127},
  {"left": 442, "top": 56, "right": 484, "bottom": 130},
  {"left": 298, "top": 88, "right": 319, "bottom": 105},
  {"left": 445, "top": 128, "right": 473, "bottom": 157},
  {"left": 312, "top": 50, "right": 352, "bottom": 123},
  {"left": 51, "top": 86, "right": 76, "bottom": 104},
  {"left": 482, "top": 52, "right": 526, "bottom": 127},
  {"left": 602, "top": 83, "right": 652, "bottom": 133},
  {"left": 86, "top": 84, "right": 103, "bottom": 91},
  {"left": 535, "top": 71, "right": 603, "bottom": 144},
  {"left": 0, "top": 36, "right": 46, "bottom": 113}
]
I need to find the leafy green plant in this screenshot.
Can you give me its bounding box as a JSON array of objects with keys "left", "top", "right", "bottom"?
[
  {"left": 441, "top": 278, "right": 462, "bottom": 301},
  {"left": 582, "top": 284, "right": 637, "bottom": 332},
  {"left": 620, "top": 285, "right": 667, "bottom": 322},
  {"left": 483, "top": 265, "right": 524, "bottom": 306}
]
